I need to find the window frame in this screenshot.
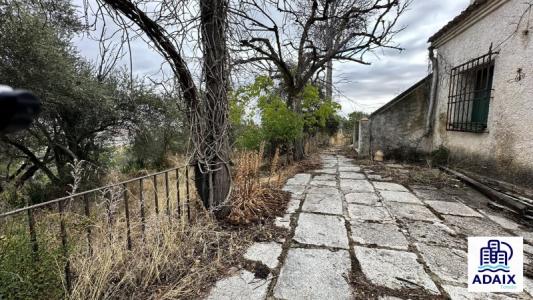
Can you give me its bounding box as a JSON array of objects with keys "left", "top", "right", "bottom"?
[{"left": 446, "top": 50, "right": 497, "bottom": 133}]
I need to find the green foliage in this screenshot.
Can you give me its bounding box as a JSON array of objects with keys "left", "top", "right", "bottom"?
[
  {"left": 259, "top": 96, "right": 303, "bottom": 146},
  {"left": 342, "top": 110, "right": 369, "bottom": 134},
  {"left": 0, "top": 1, "right": 187, "bottom": 200},
  {"left": 301, "top": 84, "right": 341, "bottom": 135},
  {"left": 126, "top": 85, "right": 187, "bottom": 170},
  {"left": 230, "top": 75, "right": 273, "bottom": 127},
  {"left": 234, "top": 125, "right": 264, "bottom": 150},
  {"left": 0, "top": 224, "right": 64, "bottom": 299},
  {"left": 230, "top": 77, "right": 344, "bottom": 150}
]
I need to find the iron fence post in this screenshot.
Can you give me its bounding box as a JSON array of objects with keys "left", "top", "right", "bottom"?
[
  {"left": 139, "top": 178, "right": 146, "bottom": 241},
  {"left": 153, "top": 175, "right": 159, "bottom": 214},
  {"left": 58, "top": 200, "right": 72, "bottom": 293},
  {"left": 186, "top": 166, "right": 191, "bottom": 221},
  {"left": 165, "top": 171, "right": 170, "bottom": 218},
  {"left": 176, "top": 169, "right": 181, "bottom": 217},
  {"left": 123, "top": 184, "right": 132, "bottom": 250},
  {"left": 83, "top": 194, "right": 93, "bottom": 255},
  {"left": 26, "top": 208, "right": 38, "bottom": 261}
]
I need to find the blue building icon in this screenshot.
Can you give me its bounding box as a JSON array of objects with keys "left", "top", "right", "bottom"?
[{"left": 479, "top": 239, "right": 513, "bottom": 272}]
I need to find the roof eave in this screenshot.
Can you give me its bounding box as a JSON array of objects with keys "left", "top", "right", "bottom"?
[
  {"left": 428, "top": 0, "right": 509, "bottom": 48},
  {"left": 369, "top": 75, "right": 432, "bottom": 118}
]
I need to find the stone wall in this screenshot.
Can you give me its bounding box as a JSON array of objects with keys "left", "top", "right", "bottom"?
[{"left": 368, "top": 76, "right": 432, "bottom": 161}]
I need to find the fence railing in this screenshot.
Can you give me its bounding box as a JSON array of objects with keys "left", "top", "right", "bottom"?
[{"left": 0, "top": 164, "right": 198, "bottom": 294}]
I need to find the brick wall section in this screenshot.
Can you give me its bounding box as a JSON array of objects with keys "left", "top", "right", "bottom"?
[{"left": 368, "top": 76, "right": 432, "bottom": 160}]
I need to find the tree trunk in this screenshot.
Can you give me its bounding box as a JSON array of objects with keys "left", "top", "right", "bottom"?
[
  {"left": 195, "top": 0, "right": 231, "bottom": 214},
  {"left": 293, "top": 138, "right": 306, "bottom": 161},
  {"left": 325, "top": 60, "right": 333, "bottom": 100},
  {"left": 291, "top": 94, "right": 306, "bottom": 161}
]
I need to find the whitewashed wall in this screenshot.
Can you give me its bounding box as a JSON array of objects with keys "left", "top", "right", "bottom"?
[{"left": 431, "top": 0, "right": 533, "bottom": 181}]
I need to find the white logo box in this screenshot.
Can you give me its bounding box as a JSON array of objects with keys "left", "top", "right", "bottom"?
[{"left": 468, "top": 237, "right": 523, "bottom": 293}]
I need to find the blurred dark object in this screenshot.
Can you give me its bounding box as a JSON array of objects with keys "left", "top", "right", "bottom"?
[{"left": 0, "top": 86, "right": 41, "bottom": 134}]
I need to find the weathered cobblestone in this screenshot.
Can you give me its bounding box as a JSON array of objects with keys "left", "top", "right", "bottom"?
[
  {"left": 404, "top": 220, "right": 465, "bottom": 249},
  {"left": 351, "top": 222, "right": 409, "bottom": 250},
  {"left": 345, "top": 192, "right": 380, "bottom": 206},
  {"left": 373, "top": 182, "right": 409, "bottom": 192},
  {"left": 425, "top": 200, "right": 483, "bottom": 217},
  {"left": 302, "top": 192, "right": 343, "bottom": 215},
  {"left": 416, "top": 243, "right": 467, "bottom": 283},
  {"left": 348, "top": 204, "right": 392, "bottom": 222},
  {"left": 210, "top": 152, "right": 533, "bottom": 299},
  {"left": 244, "top": 242, "right": 282, "bottom": 269},
  {"left": 340, "top": 179, "right": 374, "bottom": 193},
  {"left": 294, "top": 213, "right": 349, "bottom": 248},
  {"left": 385, "top": 202, "right": 439, "bottom": 222},
  {"left": 274, "top": 248, "right": 352, "bottom": 300},
  {"left": 354, "top": 247, "right": 439, "bottom": 294},
  {"left": 379, "top": 190, "right": 423, "bottom": 204},
  {"left": 285, "top": 173, "right": 312, "bottom": 186},
  {"left": 339, "top": 172, "right": 366, "bottom": 180},
  {"left": 208, "top": 270, "right": 271, "bottom": 300}
]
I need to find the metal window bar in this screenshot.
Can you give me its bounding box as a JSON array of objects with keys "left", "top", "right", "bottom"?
[
  {"left": 446, "top": 49, "right": 497, "bottom": 132},
  {"left": 0, "top": 164, "right": 195, "bottom": 295}
]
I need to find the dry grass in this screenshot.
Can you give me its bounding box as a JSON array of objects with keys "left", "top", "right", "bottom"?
[
  {"left": 68, "top": 212, "right": 284, "bottom": 299},
  {"left": 2, "top": 147, "right": 323, "bottom": 299},
  {"left": 66, "top": 147, "right": 304, "bottom": 299},
  {"left": 227, "top": 145, "right": 290, "bottom": 225}
]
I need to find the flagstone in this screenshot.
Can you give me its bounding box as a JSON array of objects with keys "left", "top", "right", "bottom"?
[
  {"left": 345, "top": 192, "right": 380, "bottom": 206},
  {"left": 302, "top": 192, "right": 343, "bottom": 215},
  {"left": 354, "top": 247, "right": 439, "bottom": 294},
  {"left": 273, "top": 248, "right": 352, "bottom": 300},
  {"left": 294, "top": 213, "right": 349, "bottom": 249},
  {"left": 347, "top": 204, "right": 392, "bottom": 222},
  {"left": 373, "top": 182, "right": 409, "bottom": 192},
  {"left": 340, "top": 179, "right": 374, "bottom": 193},
  {"left": 351, "top": 222, "right": 409, "bottom": 250},
  {"left": 379, "top": 190, "right": 423, "bottom": 204}
]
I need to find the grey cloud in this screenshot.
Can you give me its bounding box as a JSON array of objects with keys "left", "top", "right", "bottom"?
[
  {"left": 72, "top": 0, "right": 471, "bottom": 115},
  {"left": 333, "top": 0, "right": 471, "bottom": 114}
]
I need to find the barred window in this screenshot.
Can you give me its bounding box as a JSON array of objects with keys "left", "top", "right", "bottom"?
[{"left": 447, "top": 51, "right": 496, "bottom": 133}]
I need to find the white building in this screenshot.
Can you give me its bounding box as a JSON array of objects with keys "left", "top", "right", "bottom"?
[
  {"left": 365, "top": 0, "right": 533, "bottom": 186},
  {"left": 428, "top": 0, "right": 533, "bottom": 184}
]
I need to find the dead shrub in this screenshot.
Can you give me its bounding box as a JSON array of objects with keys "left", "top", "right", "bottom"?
[{"left": 227, "top": 144, "right": 289, "bottom": 225}]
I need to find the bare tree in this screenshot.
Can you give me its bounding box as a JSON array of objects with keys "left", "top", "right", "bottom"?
[
  {"left": 230, "top": 0, "right": 409, "bottom": 159},
  {"left": 92, "top": 0, "right": 231, "bottom": 211}
]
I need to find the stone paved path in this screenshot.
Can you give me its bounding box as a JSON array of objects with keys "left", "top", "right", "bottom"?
[{"left": 208, "top": 152, "right": 533, "bottom": 299}]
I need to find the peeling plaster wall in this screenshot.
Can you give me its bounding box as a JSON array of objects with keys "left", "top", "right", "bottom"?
[
  {"left": 432, "top": 0, "right": 533, "bottom": 184},
  {"left": 369, "top": 78, "right": 432, "bottom": 160}
]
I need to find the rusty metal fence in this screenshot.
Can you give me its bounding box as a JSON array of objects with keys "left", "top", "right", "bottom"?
[{"left": 0, "top": 164, "right": 198, "bottom": 293}]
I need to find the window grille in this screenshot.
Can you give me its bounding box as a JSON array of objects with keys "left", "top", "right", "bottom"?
[{"left": 446, "top": 50, "right": 497, "bottom": 133}]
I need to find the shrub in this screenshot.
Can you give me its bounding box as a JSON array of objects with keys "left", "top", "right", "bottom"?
[
  {"left": 429, "top": 146, "right": 450, "bottom": 167},
  {"left": 259, "top": 96, "right": 303, "bottom": 146},
  {"left": 235, "top": 125, "right": 265, "bottom": 151},
  {"left": 0, "top": 224, "right": 64, "bottom": 299}
]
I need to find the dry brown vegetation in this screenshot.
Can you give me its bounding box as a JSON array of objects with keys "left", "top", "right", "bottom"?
[
  {"left": 1, "top": 144, "right": 323, "bottom": 300},
  {"left": 69, "top": 213, "right": 285, "bottom": 299},
  {"left": 66, "top": 146, "right": 319, "bottom": 299},
  {"left": 227, "top": 145, "right": 289, "bottom": 225}
]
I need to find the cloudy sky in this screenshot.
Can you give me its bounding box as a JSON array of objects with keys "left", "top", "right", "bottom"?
[
  {"left": 74, "top": 0, "right": 471, "bottom": 115},
  {"left": 334, "top": 0, "right": 471, "bottom": 115}
]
